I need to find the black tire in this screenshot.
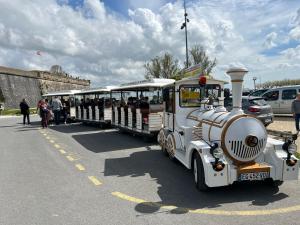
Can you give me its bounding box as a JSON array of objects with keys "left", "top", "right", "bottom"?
[{"left": 193, "top": 152, "right": 209, "bottom": 191}]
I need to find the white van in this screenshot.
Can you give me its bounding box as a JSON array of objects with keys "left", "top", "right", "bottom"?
[{"left": 262, "top": 85, "right": 300, "bottom": 114}]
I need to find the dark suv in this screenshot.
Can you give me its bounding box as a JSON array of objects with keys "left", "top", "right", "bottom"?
[{"left": 224, "top": 96, "right": 274, "bottom": 126}]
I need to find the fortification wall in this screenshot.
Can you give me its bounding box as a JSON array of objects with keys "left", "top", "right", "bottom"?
[{"left": 0, "top": 66, "right": 90, "bottom": 109}]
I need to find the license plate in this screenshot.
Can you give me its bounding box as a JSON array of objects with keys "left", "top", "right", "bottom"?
[{"left": 239, "top": 172, "right": 269, "bottom": 181}]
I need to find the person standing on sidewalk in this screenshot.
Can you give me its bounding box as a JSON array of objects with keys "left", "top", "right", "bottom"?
[
  {"left": 19, "top": 99, "right": 30, "bottom": 125},
  {"left": 51, "top": 96, "right": 63, "bottom": 125},
  {"left": 291, "top": 93, "right": 300, "bottom": 131}
]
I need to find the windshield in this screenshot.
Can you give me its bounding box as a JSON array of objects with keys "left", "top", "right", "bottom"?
[
  {"left": 249, "top": 89, "right": 268, "bottom": 97},
  {"left": 179, "top": 84, "right": 221, "bottom": 108},
  {"left": 249, "top": 98, "right": 267, "bottom": 106}
]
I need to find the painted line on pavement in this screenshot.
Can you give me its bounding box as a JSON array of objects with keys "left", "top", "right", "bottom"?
[
  {"left": 49, "top": 140, "right": 55, "bottom": 143},
  {"left": 66, "top": 155, "right": 75, "bottom": 161},
  {"left": 111, "top": 191, "right": 300, "bottom": 216},
  {"left": 75, "top": 164, "right": 85, "bottom": 171},
  {"left": 59, "top": 149, "right": 66, "bottom": 154},
  {"left": 46, "top": 136, "right": 50, "bottom": 140},
  {"left": 54, "top": 144, "right": 61, "bottom": 149},
  {"left": 88, "top": 176, "right": 102, "bottom": 186}
]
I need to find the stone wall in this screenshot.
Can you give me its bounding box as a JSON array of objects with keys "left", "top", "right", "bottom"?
[
  {"left": 0, "top": 66, "right": 90, "bottom": 109},
  {"left": 0, "top": 73, "right": 41, "bottom": 108}
]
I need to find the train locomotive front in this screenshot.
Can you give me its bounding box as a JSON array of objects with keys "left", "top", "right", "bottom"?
[{"left": 158, "top": 67, "right": 299, "bottom": 191}]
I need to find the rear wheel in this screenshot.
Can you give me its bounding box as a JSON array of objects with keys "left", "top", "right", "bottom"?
[
  {"left": 166, "top": 134, "right": 176, "bottom": 160},
  {"left": 157, "top": 129, "right": 168, "bottom": 156},
  {"left": 193, "top": 152, "right": 209, "bottom": 191}
]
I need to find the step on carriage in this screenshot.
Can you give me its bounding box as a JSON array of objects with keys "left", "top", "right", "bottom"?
[{"left": 158, "top": 66, "right": 299, "bottom": 191}]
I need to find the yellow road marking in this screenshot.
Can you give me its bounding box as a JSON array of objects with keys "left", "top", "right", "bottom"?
[
  {"left": 66, "top": 156, "right": 75, "bottom": 161},
  {"left": 88, "top": 176, "right": 102, "bottom": 186},
  {"left": 59, "top": 149, "right": 66, "bottom": 154},
  {"left": 75, "top": 164, "right": 85, "bottom": 171},
  {"left": 54, "top": 144, "right": 60, "bottom": 149},
  {"left": 111, "top": 192, "right": 300, "bottom": 216}
]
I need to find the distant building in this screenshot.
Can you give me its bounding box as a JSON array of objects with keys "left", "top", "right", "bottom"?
[{"left": 0, "top": 65, "right": 90, "bottom": 108}]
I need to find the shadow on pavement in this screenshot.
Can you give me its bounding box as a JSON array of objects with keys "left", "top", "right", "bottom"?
[
  {"left": 104, "top": 149, "right": 288, "bottom": 214},
  {"left": 49, "top": 123, "right": 103, "bottom": 134},
  {"left": 72, "top": 130, "right": 154, "bottom": 153}
]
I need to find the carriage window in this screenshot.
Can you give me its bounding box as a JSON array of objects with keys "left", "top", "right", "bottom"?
[
  {"left": 180, "top": 86, "right": 201, "bottom": 107},
  {"left": 282, "top": 89, "right": 297, "bottom": 100},
  {"left": 263, "top": 90, "right": 279, "bottom": 101}
]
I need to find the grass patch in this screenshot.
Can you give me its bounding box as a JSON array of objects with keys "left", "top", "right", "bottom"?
[
  {"left": 295, "top": 152, "right": 300, "bottom": 159},
  {"left": 0, "top": 108, "right": 37, "bottom": 116}
]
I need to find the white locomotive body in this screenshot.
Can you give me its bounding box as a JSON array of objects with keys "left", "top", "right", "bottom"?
[{"left": 158, "top": 67, "right": 299, "bottom": 190}]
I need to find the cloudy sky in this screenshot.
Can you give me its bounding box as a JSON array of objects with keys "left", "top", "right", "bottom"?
[{"left": 0, "top": 0, "right": 300, "bottom": 88}]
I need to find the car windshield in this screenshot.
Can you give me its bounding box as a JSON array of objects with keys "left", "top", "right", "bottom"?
[
  {"left": 249, "top": 98, "right": 267, "bottom": 106},
  {"left": 249, "top": 89, "right": 268, "bottom": 97}
]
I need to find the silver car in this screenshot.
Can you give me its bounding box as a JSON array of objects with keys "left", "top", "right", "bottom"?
[{"left": 224, "top": 96, "right": 274, "bottom": 126}]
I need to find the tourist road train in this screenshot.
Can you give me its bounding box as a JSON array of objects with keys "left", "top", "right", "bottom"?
[{"left": 43, "top": 66, "right": 299, "bottom": 191}]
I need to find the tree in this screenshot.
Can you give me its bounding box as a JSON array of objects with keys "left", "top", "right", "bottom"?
[
  {"left": 144, "top": 53, "right": 180, "bottom": 79},
  {"left": 187, "top": 45, "right": 217, "bottom": 77},
  {"left": 257, "top": 79, "right": 300, "bottom": 89}
]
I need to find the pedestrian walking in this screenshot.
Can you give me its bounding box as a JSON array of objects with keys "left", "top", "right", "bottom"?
[
  {"left": 292, "top": 93, "right": 300, "bottom": 132},
  {"left": 0, "top": 103, "right": 4, "bottom": 115},
  {"left": 51, "top": 96, "right": 63, "bottom": 125},
  {"left": 40, "top": 100, "right": 49, "bottom": 128},
  {"left": 62, "top": 102, "right": 68, "bottom": 124},
  {"left": 19, "top": 99, "right": 30, "bottom": 125}
]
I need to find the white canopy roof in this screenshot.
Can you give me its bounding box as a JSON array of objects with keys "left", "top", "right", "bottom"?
[
  {"left": 112, "top": 78, "right": 175, "bottom": 91},
  {"left": 43, "top": 90, "right": 81, "bottom": 97}
]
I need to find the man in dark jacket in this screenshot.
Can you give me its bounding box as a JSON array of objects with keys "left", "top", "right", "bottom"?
[
  {"left": 20, "top": 99, "right": 30, "bottom": 125},
  {"left": 292, "top": 93, "right": 300, "bottom": 131}
]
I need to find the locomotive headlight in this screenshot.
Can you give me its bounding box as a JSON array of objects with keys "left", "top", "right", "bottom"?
[
  {"left": 212, "top": 148, "right": 223, "bottom": 159},
  {"left": 288, "top": 143, "right": 297, "bottom": 154}
]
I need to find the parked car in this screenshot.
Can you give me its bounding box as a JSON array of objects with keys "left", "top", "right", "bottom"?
[
  {"left": 262, "top": 85, "right": 300, "bottom": 114},
  {"left": 248, "top": 88, "right": 269, "bottom": 97},
  {"left": 224, "top": 96, "right": 274, "bottom": 126}
]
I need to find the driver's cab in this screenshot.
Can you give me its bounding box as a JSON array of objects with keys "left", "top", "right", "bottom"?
[{"left": 162, "top": 75, "right": 226, "bottom": 133}]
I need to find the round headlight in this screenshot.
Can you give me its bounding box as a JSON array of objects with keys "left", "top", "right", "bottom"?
[
  {"left": 288, "top": 143, "right": 297, "bottom": 154},
  {"left": 213, "top": 148, "right": 223, "bottom": 159}
]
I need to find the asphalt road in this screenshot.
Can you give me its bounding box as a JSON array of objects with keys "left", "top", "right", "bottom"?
[{"left": 1, "top": 116, "right": 300, "bottom": 225}]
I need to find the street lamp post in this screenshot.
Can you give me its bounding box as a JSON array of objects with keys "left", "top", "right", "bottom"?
[
  {"left": 253, "top": 77, "right": 257, "bottom": 90},
  {"left": 181, "top": 0, "right": 189, "bottom": 68}
]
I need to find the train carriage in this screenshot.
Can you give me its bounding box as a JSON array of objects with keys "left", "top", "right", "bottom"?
[
  {"left": 111, "top": 79, "right": 175, "bottom": 136},
  {"left": 43, "top": 90, "right": 80, "bottom": 121},
  {"left": 74, "top": 87, "right": 113, "bottom": 126}
]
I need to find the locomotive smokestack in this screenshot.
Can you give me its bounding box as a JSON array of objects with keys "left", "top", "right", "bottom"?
[{"left": 226, "top": 67, "right": 248, "bottom": 114}]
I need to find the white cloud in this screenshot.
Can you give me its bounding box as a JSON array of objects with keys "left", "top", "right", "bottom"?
[
  {"left": 0, "top": 0, "right": 299, "bottom": 88},
  {"left": 263, "top": 32, "right": 277, "bottom": 49}
]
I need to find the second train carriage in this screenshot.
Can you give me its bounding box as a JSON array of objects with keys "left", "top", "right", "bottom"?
[
  {"left": 111, "top": 79, "right": 175, "bottom": 136},
  {"left": 74, "top": 87, "right": 113, "bottom": 126},
  {"left": 43, "top": 90, "right": 80, "bottom": 121}
]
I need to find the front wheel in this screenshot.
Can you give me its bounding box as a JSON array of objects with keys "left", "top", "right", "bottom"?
[{"left": 193, "top": 152, "right": 209, "bottom": 191}]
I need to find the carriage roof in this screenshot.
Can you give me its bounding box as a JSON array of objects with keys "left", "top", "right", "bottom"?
[
  {"left": 42, "top": 90, "right": 81, "bottom": 97},
  {"left": 112, "top": 78, "right": 175, "bottom": 91}
]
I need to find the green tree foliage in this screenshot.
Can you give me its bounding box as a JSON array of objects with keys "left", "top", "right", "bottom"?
[
  {"left": 187, "top": 45, "right": 217, "bottom": 76},
  {"left": 257, "top": 79, "right": 300, "bottom": 88},
  {"left": 144, "top": 45, "right": 217, "bottom": 80},
  {"left": 144, "top": 53, "right": 180, "bottom": 79}
]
